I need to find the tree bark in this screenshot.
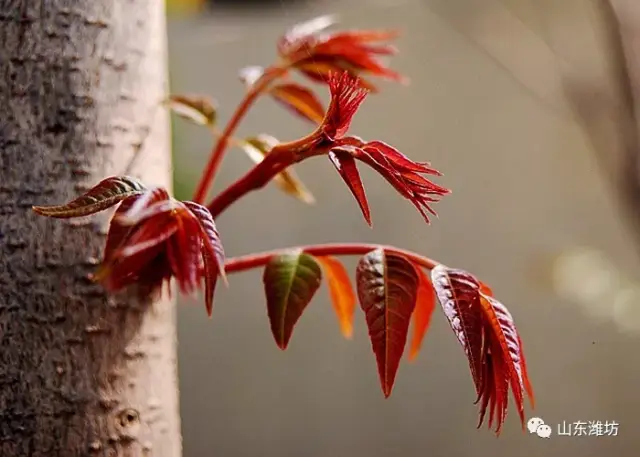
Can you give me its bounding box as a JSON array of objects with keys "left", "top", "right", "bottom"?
[{"left": 0, "top": 1, "right": 181, "bottom": 456}]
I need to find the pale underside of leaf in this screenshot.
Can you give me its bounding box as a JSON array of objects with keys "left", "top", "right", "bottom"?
[{"left": 166, "top": 94, "right": 217, "bottom": 127}]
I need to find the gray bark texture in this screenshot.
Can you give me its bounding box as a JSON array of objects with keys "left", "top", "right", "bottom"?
[{"left": 0, "top": 1, "right": 181, "bottom": 456}]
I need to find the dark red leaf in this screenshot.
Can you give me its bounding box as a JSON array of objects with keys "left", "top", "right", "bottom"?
[
  {"left": 166, "top": 208, "right": 201, "bottom": 296},
  {"left": 95, "top": 214, "right": 178, "bottom": 291},
  {"left": 316, "top": 255, "right": 356, "bottom": 339},
  {"left": 103, "top": 196, "right": 140, "bottom": 262},
  {"left": 263, "top": 250, "right": 323, "bottom": 349},
  {"left": 356, "top": 248, "right": 419, "bottom": 397},
  {"left": 183, "top": 201, "right": 226, "bottom": 281},
  {"left": 430, "top": 265, "right": 489, "bottom": 399},
  {"left": 184, "top": 201, "right": 227, "bottom": 317},
  {"left": 408, "top": 266, "right": 436, "bottom": 361},
  {"left": 269, "top": 83, "right": 325, "bottom": 125},
  {"left": 32, "top": 176, "right": 146, "bottom": 218},
  {"left": 479, "top": 294, "right": 535, "bottom": 430},
  {"left": 431, "top": 264, "right": 534, "bottom": 435},
  {"left": 328, "top": 149, "right": 371, "bottom": 226},
  {"left": 117, "top": 187, "right": 172, "bottom": 225}
]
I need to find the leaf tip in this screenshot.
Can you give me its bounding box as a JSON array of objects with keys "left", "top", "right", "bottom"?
[
  {"left": 382, "top": 385, "right": 393, "bottom": 398},
  {"left": 341, "top": 324, "right": 353, "bottom": 340}
]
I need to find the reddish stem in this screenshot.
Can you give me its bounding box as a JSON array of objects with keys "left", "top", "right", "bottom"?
[
  {"left": 224, "top": 243, "right": 439, "bottom": 273},
  {"left": 206, "top": 135, "right": 325, "bottom": 218},
  {"left": 192, "top": 65, "right": 288, "bottom": 204}
]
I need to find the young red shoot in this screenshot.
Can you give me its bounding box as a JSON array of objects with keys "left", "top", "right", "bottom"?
[{"left": 32, "top": 15, "right": 535, "bottom": 438}]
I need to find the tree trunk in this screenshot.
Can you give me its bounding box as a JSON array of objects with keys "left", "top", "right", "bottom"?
[{"left": 0, "top": 1, "right": 181, "bottom": 456}]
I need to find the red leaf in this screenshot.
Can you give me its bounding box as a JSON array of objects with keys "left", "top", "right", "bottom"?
[
  {"left": 480, "top": 282, "right": 494, "bottom": 297},
  {"left": 166, "top": 208, "right": 201, "bottom": 296},
  {"left": 328, "top": 149, "right": 371, "bottom": 226},
  {"left": 95, "top": 214, "right": 178, "bottom": 290},
  {"left": 103, "top": 196, "right": 140, "bottom": 262},
  {"left": 479, "top": 294, "right": 534, "bottom": 429},
  {"left": 431, "top": 264, "right": 534, "bottom": 435},
  {"left": 263, "top": 250, "right": 323, "bottom": 349},
  {"left": 316, "top": 255, "right": 356, "bottom": 339},
  {"left": 297, "top": 61, "right": 380, "bottom": 92},
  {"left": 323, "top": 72, "right": 369, "bottom": 140},
  {"left": 356, "top": 248, "right": 419, "bottom": 397},
  {"left": 430, "top": 265, "right": 486, "bottom": 395},
  {"left": 408, "top": 266, "right": 436, "bottom": 361},
  {"left": 184, "top": 201, "right": 227, "bottom": 317},
  {"left": 269, "top": 83, "right": 325, "bottom": 125},
  {"left": 183, "top": 201, "right": 226, "bottom": 282},
  {"left": 32, "top": 176, "right": 146, "bottom": 218},
  {"left": 117, "top": 187, "right": 172, "bottom": 225}
]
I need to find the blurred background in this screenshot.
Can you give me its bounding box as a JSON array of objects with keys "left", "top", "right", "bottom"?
[{"left": 165, "top": 0, "right": 640, "bottom": 455}]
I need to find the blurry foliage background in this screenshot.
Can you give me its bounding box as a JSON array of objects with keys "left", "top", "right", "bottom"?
[{"left": 162, "top": 1, "right": 640, "bottom": 456}]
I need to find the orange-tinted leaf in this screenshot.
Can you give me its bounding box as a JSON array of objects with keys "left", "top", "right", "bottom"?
[
  {"left": 242, "top": 135, "right": 315, "bottom": 204},
  {"left": 32, "top": 176, "right": 146, "bottom": 218},
  {"left": 328, "top": 148, "right": 371, "bottom": 226},
  {"left": 269, "top": 83, "right": 325, "bottom": 125},
  {"left": 184, "top": 201, "right": 227, "bottom": 317},
  {"left": 166, "top": 94, "right": 217, "bottom": 127},
  {"left": 408, "top": 267, "right": 436, "bottom": 361},
  {"left": 480, "top": 281, "right": 494, "bottom": 296},
  {"left": 263, "top": 250, "right": 323, "bottom": 349},
  {"left": 356, "top": 248, "right": 419, "bottom": 397},
  {"left": 316, "top": 255, "right": 356, "bottom": 339}
]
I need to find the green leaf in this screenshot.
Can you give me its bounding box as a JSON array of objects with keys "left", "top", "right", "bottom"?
[
  {"left": 263, "top": 250, "right": 323, "bottom": 349},
  {"left": 356, "top": 248, "right": 419, "bottom": 397},
  {"left": 32, "top": 176, "right": 147, "bottom": 218},
  {"left": 241, "top": 135, "right": 315, "bottom": 204},
  {"left": 166, "top": 94, "right": 217, "bottom": 127}
]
